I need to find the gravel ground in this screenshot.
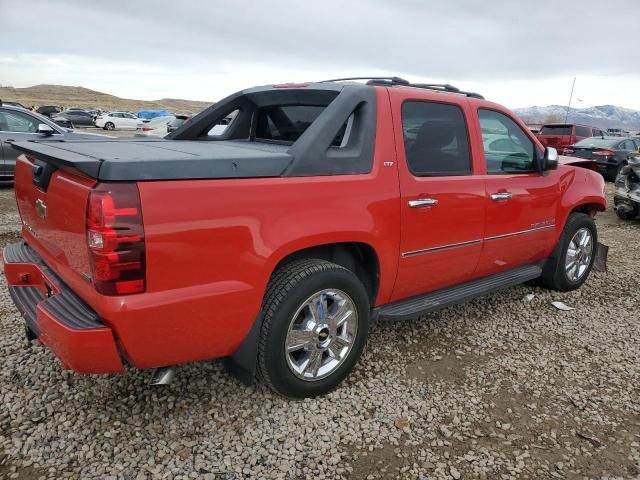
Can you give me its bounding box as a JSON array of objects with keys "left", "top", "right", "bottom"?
[{"left": 0, "top": 184, "right": 639, "bottom": 480}]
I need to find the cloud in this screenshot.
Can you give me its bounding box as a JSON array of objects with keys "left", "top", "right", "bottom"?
[{"left": 1, "top": 0, "right": 639, "bottom": 107}]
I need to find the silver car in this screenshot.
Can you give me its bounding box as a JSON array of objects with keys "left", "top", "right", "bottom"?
[{"left": 0, "top": 105, "right": 107, "bottom": 185}]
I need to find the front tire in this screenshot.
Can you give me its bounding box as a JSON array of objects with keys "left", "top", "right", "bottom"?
[
  {"left": 105, "top": 122, "right": 115, "bottom": 130},
  {"left": 257, "top": 259, "right": 370, "bottom": 398},
  {"left": 540, "top": 212, "right": 597, "bottom": 291}
]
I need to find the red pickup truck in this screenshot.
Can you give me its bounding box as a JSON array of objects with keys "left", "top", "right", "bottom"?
[
  {"left": 536, "top": 123, "right": 605, "bottom": 153},
  {"left": 3, "top": 77, "right": 606, "bottom": 398}
]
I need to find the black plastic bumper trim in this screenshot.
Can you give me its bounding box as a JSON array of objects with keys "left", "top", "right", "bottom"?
[{"left": 5, "top": 242, "right": 104, "bottom": 333}]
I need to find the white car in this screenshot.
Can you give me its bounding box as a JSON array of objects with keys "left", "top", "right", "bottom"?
[
  {"left": 135, "top": 115, "right": 175, "bottom": 137},
  {"left": 95, "top": 112, "right": 140, "bottom": 131}
]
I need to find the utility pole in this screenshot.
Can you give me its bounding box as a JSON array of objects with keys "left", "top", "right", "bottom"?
[{"left": 564, "top": 77, "right": 576, "bottom": 123}]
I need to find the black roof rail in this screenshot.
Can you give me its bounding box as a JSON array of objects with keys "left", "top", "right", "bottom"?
[
  {"left": 319, "top": 76, "right": 411, "bottom": 85},
  {"left": 318, "top": 76, "right": 484, "bottom": 99}
]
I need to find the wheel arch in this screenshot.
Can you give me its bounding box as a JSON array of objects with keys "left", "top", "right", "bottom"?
[
  {"left": 557, "top": 165, "right": 607, "bottom": 237},
  {"left": 554, "top": 199, "right": 605, "bottom": 243},
  {"left": 570, "top": 201, "right": 606, "bottom": 217},
  {"left": 226, "top": 241, "right": 381, "bottom": 384},
  {"left": 268, "top": 241, "right": 380, "bottom": 305}
]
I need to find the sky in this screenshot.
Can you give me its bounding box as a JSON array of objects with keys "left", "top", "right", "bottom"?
[{"left": 1, "top": 0, "right": 640, "bottom": 110}]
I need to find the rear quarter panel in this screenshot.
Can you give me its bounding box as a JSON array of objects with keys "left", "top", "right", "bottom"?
[
  {"left": 113, "top": 87, "right": 401, "bottom": 368},
  {"left": 129, "top": 174, "right": 399, "bottom": 367}
]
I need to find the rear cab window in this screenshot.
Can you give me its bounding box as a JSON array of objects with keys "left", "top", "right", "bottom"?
[
  {"left": 575, "top": 126, "right": 591, "bottom": 137},
  {"left": 539, "top": 125, "right": 572, "bottom": 136},
  {"left": 573, "top": 138, "right": 620, "bottom": 149}
]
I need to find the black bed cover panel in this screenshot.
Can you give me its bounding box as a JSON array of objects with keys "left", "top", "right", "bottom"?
[{"left": 11, "top": 139, "right": 293, "bottom": 181}]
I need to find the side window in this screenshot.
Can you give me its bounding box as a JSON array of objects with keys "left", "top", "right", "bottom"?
[
  {"left": 0, "top": 110, "right": 40, "bottom": 133},
  {"left": 575, "top": 126, "right": 591, "bottom": 137},
  {"left": 622, "top": 140, "right": 635, "bottom": 151},
  {"left": 401, "top": 101, "right": 471, "bottom": 176},
  {"left": 478, "top": 109, "right": 536, "bottom": 174}
]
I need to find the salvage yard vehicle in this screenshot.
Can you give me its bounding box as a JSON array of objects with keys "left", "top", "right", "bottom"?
[
  {"left": 2, "top": 77, "right": 607, "bottom": 398},
  {"left": 135, "top": 115, "right": 176, "bottom": 137},
  {"left": 52, "top": 110, "right": 96, "bottom": 127},
  {"left": 0, "top": 104, "right": 107, "bottom": 185},
  {"left": 35, "top": 105, "right": 61, "bottom": 118},
  {"left": 536, "top": 123, "right": 603, "bottom": 152},
  {"left": 166, "top": 113, "right": 193, "bottom": 134},
  {"left": 95, "top": 111, "right": 139, "bottom": 130},
  {"left": 614, "top": 152, "right": 640, "bottom": 220},
  {"left": 564, "top": 136, "right": 640, "bottom": 181}
]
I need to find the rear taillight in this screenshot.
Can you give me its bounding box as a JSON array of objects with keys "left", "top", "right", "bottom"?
[
  {"left": 86, "top": 183, "right": 145, "bottom": 295},
  {"left": 142, "top": 127, "right": 153, "bottom": 132},
  {"left": 593, "top": 149, "right": 615, "bottom": 157}
]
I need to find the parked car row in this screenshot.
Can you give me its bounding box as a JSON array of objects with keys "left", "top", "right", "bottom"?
[
  {"left": 1, "top": 102, "right": 195, "bottom": 134},
  {"left": 535, "top": 122, "right": 640, "bottom": 184},
  {"left": 0, "top": 104, "right": 107, "bottom": 185}
]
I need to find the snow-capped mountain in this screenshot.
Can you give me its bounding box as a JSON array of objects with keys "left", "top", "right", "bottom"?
[{"left": 513, "top": 105, "right": 640, "bottom": 131}]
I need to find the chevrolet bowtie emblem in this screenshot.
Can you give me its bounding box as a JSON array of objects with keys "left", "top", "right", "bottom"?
[{"left": 35, "top": 199, "right": 47, "bottom": 219}]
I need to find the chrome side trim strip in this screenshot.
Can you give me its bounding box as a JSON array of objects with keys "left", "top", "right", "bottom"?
[
  {"left": 401, "top": 224, "right": 556, "bottom": 258},
  {"left": 484, "top": 224, "right": 556, "bottom": 242},
  {"left": 401, "top": 239, "right": 482, "bottom": 258}
]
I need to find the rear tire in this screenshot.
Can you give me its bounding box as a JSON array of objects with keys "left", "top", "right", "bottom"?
[
  {"left": 540, "top": 212, "right": 597, "bottom": 291},
  {"left": 257, "top": 259, "right": 370, "bottom": 398}
]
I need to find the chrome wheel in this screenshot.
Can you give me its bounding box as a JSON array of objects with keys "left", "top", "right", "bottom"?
[
  {"left": 285, "top": 289, "right": 358, "bottom": 381},
  {"left": 565, "top": 227, "right": 593, "bottom": 282}
]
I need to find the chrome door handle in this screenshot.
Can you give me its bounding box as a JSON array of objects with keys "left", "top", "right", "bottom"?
[
  {"left": 408, "top": 198, "right": 438, "bottom": 208},
  {"left": 490, "top": 192, "right": 512, "bottom": 201}
]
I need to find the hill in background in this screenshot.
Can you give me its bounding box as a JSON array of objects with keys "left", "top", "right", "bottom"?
[
  {"left": 514, "top": 104, "right": 640, "bottom": 131},
  {"left": 0, "top": 84, "right": 213, "bottom": 113}
]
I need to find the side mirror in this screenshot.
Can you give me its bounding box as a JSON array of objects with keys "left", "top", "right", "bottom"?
[
  {"left": 541, "top": 147, "right": 559, "bottom": 171},
  {"left": 37, "top": 123, "right": 54, "bottom": 136}
]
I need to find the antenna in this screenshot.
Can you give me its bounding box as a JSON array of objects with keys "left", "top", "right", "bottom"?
[{"left": 564, "top": 77, "right": 576, "bottom": 123}]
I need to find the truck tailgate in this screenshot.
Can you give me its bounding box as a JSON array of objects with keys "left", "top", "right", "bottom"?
[{"left": 13, "top": 153, "right": 96, "bottom": 295}]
